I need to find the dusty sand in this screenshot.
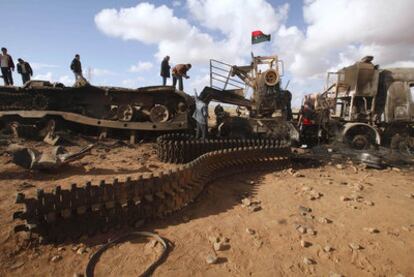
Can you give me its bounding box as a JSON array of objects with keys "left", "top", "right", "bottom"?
[{"left": 0, "top": 142, "right": 413, "bottom": 277}]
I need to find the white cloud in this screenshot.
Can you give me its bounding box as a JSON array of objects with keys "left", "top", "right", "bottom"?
[
  {"left": 91, "top": 68, "right": 116, "bottom": 77},
  {"left": 129, "top": 61, "right": 154, "bottom": 72},
  {"left": 94, "top": 0, "right": 414, "bottom": 107},
  {"left": 33, "top": 72, "right": 53, "bottom": 82},
  {"left": 275, "top": 0, "right": 414, "bottom": 79},
  {"left": 31, "top": 63, "right": 59, "bottom": 71},
  {"left": 121, "top": 76, "right": 145, "bottom": 88},
  {"left": 58, "top": 75, "right": 74, "bottom": 85},
  {"left": 95, "top": 1, "right": 287, "bottom": 64},
  {"left": 33, "top": 72, "right": 74, "bottom": 86}
]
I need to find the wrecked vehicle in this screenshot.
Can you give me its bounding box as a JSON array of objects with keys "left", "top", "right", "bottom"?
[
  {"left": 299, "top": 56, "right": 414, "bottom": 150},
  {"left": 0, "top": 80, "right": 195, "bottom": 142},
  {"left": 199, "top": 54, "right": 298, "bottom": 140}
]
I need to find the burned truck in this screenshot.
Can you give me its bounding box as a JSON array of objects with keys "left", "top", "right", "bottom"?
[
  {"left": 0, "top": 80, "right": 195, "bottom": 141},
  {"left": 300, "top": 56, "right": 414, "bottom": 150},
  {"left": 199, "top": 54, "right": 297, "bottom": 140}
]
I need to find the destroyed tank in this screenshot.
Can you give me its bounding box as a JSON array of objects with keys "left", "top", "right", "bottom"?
[{"left": 0, "top": 80, "right": 195, "bottom": 140}]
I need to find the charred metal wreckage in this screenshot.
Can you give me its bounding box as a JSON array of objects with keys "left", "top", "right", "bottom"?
[
  {"left": 7, "top": 54, "right": 414, "bottom": 242},
  {"left": 299, "top": 56, "right": 414, "bottom": 151},
  {"left": 0, "top": 80, "right": 195, "bottom": 142}
]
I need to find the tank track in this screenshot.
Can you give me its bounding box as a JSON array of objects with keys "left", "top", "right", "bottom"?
[{"left": 13, "top": 135, "right": 291, "bottom": 243}]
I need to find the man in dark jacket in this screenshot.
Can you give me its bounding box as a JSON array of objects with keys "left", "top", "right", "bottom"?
[
  {"left": 0, "top": 47, "right": 15, "bottom": 86},
  {"left": 160, "top": 56, "right": 170, "bottom": 86},
  {"left": 172, "top": 63, "right": 191, "bottom": 91},
  {"left": 17, "top": 58, "right": 33, "bottom": 84},
  {"left": 70, "top": 54, "right": 83, "bottom": 80}
]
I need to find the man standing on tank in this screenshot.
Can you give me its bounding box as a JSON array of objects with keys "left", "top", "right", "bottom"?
[
  {"left": 0, "top": 47, "right": 15, "bottom": 86},
  {"left": 160, "top": 56, "right": 170, "bottom": 86},
  {"left": 17, "top": 58, "right": 33, "bottom": 84},
  {"left": 172, "top": 63, "right": 191, "bottom": 91},
  {"left": 70, "top": 54, "right": 83, "bottom": 80}
]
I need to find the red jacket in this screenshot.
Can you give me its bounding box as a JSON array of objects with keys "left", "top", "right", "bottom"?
[{"left": 172, "top": 64, "right": 190, "bottom": 77}]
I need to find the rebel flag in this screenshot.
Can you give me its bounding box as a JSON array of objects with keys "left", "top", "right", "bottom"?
[{"left": 251, "top": 30, "right": 271, "bottom": 44}]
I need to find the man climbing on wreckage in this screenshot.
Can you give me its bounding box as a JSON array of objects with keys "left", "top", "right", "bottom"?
[{"left": 193, "top": 93, "right": 208, "bottom": 139}]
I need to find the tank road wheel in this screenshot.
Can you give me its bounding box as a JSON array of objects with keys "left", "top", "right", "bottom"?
[
  {"left": 32, "top": 94, "right": 48, "bottom": 110},
  {"left": 117, "top": 105, "right": 134, "bottom": 121},
  {"left": 150, "top": 104, "right": 170, "bottom": 123}
]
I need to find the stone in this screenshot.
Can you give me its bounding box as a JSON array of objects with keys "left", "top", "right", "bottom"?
[
  {"left": 297, "top": 226, "right": 307, "bottom": 234},
  {"left": 57, "top": 247, "right": 65, "bottom": 252},
  {"left": 76, "top": 247, "right": 87, "bottom": 255},
  {"left": 241, "top": 198, "right": 252, "bottom": 207},
  {"left": 206, "top": 254, "right": 218, "bottom": 264},
  {"left": 307, "top": 228, "right": 316, "bottom": 235},
  {"left": 73, "top": 274, "right": 84, "bottom": 277},
  {"left": 249, "top": 180, "right": 255, "bottom": 185},
  {"left": 349, "top": 243, "right": 362, "bottom": 250},
  {"left": 303, "top": 257, "right": 315, "bottom": 265},
  {"left": 248, "top": 204, "right": 261, "bottom": 212},
  {"left": 51, "top": 255, "right": 62, "bottom": 262},
  {"left": 336, "top": 164, "right": 344, "bottom": 170},
  {"left": 299, "top": 206, "right": 312, "bottom": 213},
  {"left": 246, "top": 228, "right": 255, "bottom": 235},
  {"left": 354, "top": 184, "right": 364, "bottom": 191},
  {"left": 208, "top": 236, "right": 220, "bottom": 244},
  {"left": 300, "top": 240, "right": 311, "bottom": 248},
  {"left": 340, "top": 196, "right": 351, "bottom": 202},
  {"left": 323, "top": 245, "right": 334, "bottom": 252},
  {"left": 287, "top": 168, "right": 295, "bottom": 175},
  {"left": 407, "top": 193, "right": 414, "bottom": 199},
  {"left": 213, "top": 241, "right": 224, "bottom": 251},
  {"left": 293, "top": 173, "right": 305, "bottom": 178},
  {"left": 392, "top": 167, "right": 401, "bottom": 172},
  {"left": 319, "top": 217, "right": 332, "bottom": 224},
  {"left": 364, "top": 200, "right": 374, "bottom": 206},
  {"left": 301, "top": 186, "right": 312, "bottom": 192},
  {"left": 71, "top": 246, "right": 79, "bottom": 251},
  {"left": 363, "top": 227, "right": 379, "bottom": 234}
]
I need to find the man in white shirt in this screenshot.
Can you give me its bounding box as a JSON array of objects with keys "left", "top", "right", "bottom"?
[{"left": 0, "top": 47, "right": 15, "bottom": 86}]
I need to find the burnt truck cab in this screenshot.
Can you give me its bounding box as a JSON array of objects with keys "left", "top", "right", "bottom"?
[{"left": 325, "top": 56, "right": 414, "bottom": 149}]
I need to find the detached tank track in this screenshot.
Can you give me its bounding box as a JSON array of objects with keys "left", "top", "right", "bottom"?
[{"left": 14, "top": 135, "right": 291, "bottom": 243}]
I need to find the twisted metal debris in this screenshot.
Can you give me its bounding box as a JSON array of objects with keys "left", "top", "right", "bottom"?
[{"left": 13, "top": 134, "right": 291, "bottom": 242}]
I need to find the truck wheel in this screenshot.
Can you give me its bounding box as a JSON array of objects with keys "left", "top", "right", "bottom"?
[{"left": 351, "top": 134, "right": 370, "bottom": 149}]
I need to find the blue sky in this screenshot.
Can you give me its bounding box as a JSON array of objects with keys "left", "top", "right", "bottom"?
[
  {"left": 2, "top": 0, "right": 414, "bottom": 107},
  {"left": 2, "top": 0, "right": 304, "bottom": 86}
]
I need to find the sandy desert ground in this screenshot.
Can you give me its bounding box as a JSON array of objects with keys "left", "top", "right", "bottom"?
[{"left": 0, "top": 138, "right": 413, "bottom": 277}]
